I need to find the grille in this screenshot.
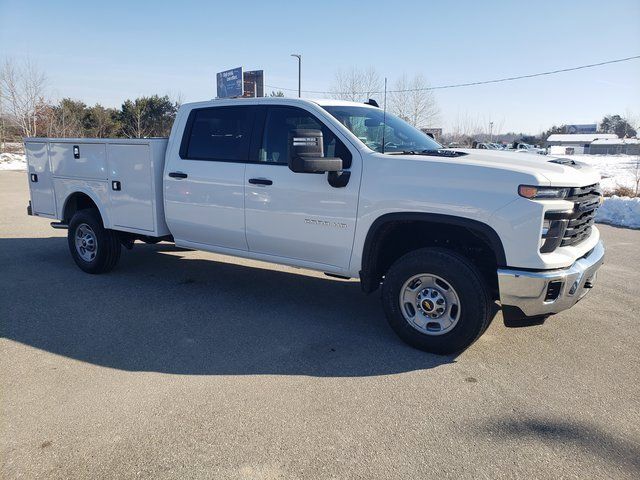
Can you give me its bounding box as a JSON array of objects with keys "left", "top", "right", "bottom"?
[{"left": 561, "top": 183, "right": 601, "bottom": 247}]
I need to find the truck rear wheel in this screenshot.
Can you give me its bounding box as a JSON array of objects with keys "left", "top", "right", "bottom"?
[
  {"left": 381, "top": 248, "right": 491, "bottom": 354},
  {"left": 68, "top": 209, "right": 121, "bottom": 274}
]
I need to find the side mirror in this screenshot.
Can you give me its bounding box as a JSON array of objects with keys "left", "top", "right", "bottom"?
[{"left": 288, "top": 129, "right": 343, "bottom": 173}]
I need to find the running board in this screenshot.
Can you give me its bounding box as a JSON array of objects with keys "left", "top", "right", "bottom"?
[
  {"left": 50, "top": 222, "right": 68, "bottom": 229},
  {"left": 324, "top": 272, "right": 351, "bottom": 280}
]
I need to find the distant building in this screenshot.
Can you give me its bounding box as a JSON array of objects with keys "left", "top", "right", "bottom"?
[
  {"left": 589, "top": 138, "right": 640, "bottom": 155},
  {"left": 546, "top": 133, "right": 618, "bottom": 155},
  {"left": 421, "top": 128, "right": 443, "bottom": 141}
]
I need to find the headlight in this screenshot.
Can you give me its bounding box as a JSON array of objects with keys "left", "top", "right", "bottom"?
[{"left": 518, "top": 185, "right": 570, "bottom": 199}]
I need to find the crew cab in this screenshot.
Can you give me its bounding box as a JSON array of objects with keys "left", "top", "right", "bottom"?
[{"left": 24, "top": 98, "right": 605, "bottom": 354}]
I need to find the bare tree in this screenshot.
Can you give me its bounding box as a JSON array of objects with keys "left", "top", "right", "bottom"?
[
  {"left": 0, "top": 86, "right": 4, "bottom": 149},
  {"left": 126, "top": 102, "right": 147, "bottom": 139},
  {"left": 442, "top": 111, "right": 484, "bottom": 146},
  {"left": 490, "top": 117, "right": 506, "bottom": 142},
  {"left": 330, "top": 67, "right": 382, "bottom": 102},
  {"left": 389, "top": 74, "right": 439, "bottom": 128},
  {"left": 624, "top": 108, "right": 640, "bottom": 136},
  {"left": 0, "top": 59, "right": 47, "bottom": 137},
  {"left": 633, "top": 156, "right": 640, "bottom": 197}
]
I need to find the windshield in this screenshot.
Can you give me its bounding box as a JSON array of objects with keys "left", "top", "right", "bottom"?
[{"left": 322, "top": 105, "right": 442, "bottom": 153}]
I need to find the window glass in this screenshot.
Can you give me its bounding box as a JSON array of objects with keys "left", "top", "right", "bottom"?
[
  {"left": 185, "top": 107, "right": 252, "bottom": 161},
  {"left": 259, "top": 106, "right": 352, "bottom": 167},
  {"left": 322, "top": 105, "right": 442, "bottom": 154}
]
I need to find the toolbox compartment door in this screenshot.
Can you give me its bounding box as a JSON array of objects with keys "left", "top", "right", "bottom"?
[
  {"left": 26, "top": 142, "right": 56, "bottom": 217},
  {"left": 107, "top": 144, "right": 155, "bottom": 232},
  {"left": 50, "top": 142, "right": 107, "bottom": 180}
]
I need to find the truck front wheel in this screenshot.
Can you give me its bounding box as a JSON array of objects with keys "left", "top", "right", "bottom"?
[
  {"left": 382, "top": 248, "right": 491, "bottom": 354},
  {"left": 68, "top": 209, "right": 121, "bottom": 274}
]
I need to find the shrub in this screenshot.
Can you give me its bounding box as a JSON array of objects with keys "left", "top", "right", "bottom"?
[{"left": 605, "top": 185, "right": 636, "bottom": 198}]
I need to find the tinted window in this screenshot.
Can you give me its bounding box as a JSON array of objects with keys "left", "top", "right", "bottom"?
[
  {"left": 259, "top": 106, "right": 352, "bottom": 167},
  {"left": 184, "top": 107, "right": 252, "bottom": 161}
]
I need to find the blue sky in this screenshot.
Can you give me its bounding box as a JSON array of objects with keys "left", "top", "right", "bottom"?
[{"left": 1, "top": 0, "right": 639, "bottom": 133}]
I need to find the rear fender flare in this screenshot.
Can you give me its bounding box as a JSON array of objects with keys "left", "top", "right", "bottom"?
[{"left": 61, "top": 189, "right": 112, "bottom": 228}]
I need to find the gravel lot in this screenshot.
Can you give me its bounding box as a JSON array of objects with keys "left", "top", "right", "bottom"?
[{"left": 1, "top": 170, "right": 639, "bottom": 479}]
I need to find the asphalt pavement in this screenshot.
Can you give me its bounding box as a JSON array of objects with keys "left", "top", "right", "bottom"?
[{"left": 1, "top": 170, "right": 639, "bottom": 479}]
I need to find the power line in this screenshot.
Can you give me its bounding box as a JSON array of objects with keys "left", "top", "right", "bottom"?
[{"left": 265, "top": 55, "right": 640, "bottom": 95}]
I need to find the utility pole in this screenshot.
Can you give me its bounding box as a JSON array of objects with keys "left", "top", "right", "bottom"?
[
  {"left": 489, "top": 121, "right": 494, "bottom": 143},
  {"left": 291, "top": 54, "right": 302, "bottom": 98}
]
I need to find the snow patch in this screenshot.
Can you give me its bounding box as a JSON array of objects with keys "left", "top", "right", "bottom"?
[
  {"left": 0, "top": 153, "right": 27, "bottom": 171},
  {"left": 595, "top": 196, "right": 640, "bottom": 229},
  {"left": 568, "top": 154, "right": 639, "bottom": 193}
]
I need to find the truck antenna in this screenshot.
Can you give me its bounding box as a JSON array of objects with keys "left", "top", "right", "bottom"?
[{"left": 381, "top": 77, "right": 387, "bottom": 154}]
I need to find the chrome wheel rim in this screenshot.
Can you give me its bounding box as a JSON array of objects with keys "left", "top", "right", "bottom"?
[
  {"left": 399, "top": 273, "right": 461, "bottom": 336},
  {"left": 74, "top": 223, "right": 98, "bottom": 262}
]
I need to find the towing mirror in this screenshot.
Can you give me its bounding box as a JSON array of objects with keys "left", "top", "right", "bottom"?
[{"left": 288, "top": 129, "right": 342, "bottom": 173}]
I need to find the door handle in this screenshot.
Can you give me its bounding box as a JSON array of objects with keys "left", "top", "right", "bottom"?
[
  {"left": 248, "top": 178, "right": 273, "bottom": 186},
  {"left": 169, "top": 172, "right": 188, "bottom": 179},
  {"left": 30, "top": 173, "right": 38, "bottom": 182}
]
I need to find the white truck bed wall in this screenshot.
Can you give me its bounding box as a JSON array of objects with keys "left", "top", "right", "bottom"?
[{"left": 24, "top": 138, "right": 170, "bottom": 237}]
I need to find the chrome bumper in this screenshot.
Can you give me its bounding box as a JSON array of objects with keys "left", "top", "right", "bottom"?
[{"left": 498, "top": 241, "right": 605, "bottom": 320}]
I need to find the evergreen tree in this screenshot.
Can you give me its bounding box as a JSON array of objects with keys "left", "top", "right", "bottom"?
[
  {"left": 52, "top": 98, "right": 88, "bottom": 137},
  {"left": 85, "top": 104, "right": 119, "bottom": 137},
  {"left": 540, "top": 125, "right": 567, "bottom": 145},
  {"left": 119, "top": 95, "right": 178, "bottom": 138},
  {"left": 599, "top": 114, "right": 637, "bottom": 138}
]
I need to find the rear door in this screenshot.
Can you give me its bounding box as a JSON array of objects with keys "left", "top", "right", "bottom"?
[
  {"left": 164, "top": 105, "right": 255, "bottom": 250},
  {"left": 25, "top": 141, "right": 56, "bottom": 217},
  {"left": 244, "top": 105, "right": 360, "bottom": 270}
]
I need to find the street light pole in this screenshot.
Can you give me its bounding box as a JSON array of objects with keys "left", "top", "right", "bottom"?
[
  {"left": 291, "top": 54, "right": 301, "bottom": 98},
  {"left": 489, "top": 121, "right": 494, "bottom": 143}
]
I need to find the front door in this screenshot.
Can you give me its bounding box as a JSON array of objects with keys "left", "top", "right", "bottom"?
[
  {"left": 244, "top": 106, "right": 360, "bottom": 270},
  {"left": 164, "top": 105, "right": 255, "bottom": 250}
]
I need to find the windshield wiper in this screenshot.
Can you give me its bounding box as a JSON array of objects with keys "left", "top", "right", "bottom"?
[
  {"left": 385, "top": 150, "right": 420, "bottom": 155},
  {"left": 385, "top": 149, "right": 468, "bottom": 157},
  {"left": 419, "top": 149, "right": 468, "bottom": 157}
]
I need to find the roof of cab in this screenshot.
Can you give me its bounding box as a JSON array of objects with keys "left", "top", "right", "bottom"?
[
  {"left": 311, "top": 99, "right": 379, "bottom": 108},
  {"left": 181, "top": 97, "right": 378, "bottom": 110}
]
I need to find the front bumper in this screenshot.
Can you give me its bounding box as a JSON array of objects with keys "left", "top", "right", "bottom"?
[{"left": 498, "top": 241, "right": 605, "bottom": 321}]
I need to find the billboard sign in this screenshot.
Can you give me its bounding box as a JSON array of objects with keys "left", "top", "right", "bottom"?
[
  {"left": 243, "top": 70, "right": 264, "bottom": 98},
  {"left": 565, "top": 124, "right": 597, "bottom": 134},
  {"left": 216, "top": 67, "right": 243, "bottom": 98}
]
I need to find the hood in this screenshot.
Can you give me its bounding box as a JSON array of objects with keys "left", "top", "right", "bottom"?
[{"left": 408, "top": 149, "right": 601, "bottom": 187}]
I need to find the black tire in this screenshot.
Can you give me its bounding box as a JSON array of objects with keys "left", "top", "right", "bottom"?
[
  {"left": 382, "top": 248, "right": 491, "bottom": 355},
  {"left": 67, "top": 209, "right": 121, "bottom": 274}
]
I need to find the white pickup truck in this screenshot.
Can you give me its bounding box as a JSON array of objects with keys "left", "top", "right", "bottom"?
[{"left": 25, "top": 98, "right": 604, "bottom": 354}]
